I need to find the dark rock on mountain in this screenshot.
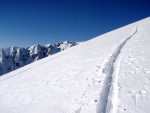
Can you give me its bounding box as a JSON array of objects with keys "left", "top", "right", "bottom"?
[{"left": 0, "top": 41, "right": 78, "bottom": 76}]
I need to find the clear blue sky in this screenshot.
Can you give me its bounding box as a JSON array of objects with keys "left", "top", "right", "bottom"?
[{"left": 0, "top": 0, "right": 150, "bottom": 48}]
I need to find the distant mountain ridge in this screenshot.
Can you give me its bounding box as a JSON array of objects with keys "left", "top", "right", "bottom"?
[{"left": 0, "top": 41, "right": 78, "bottom": 76}]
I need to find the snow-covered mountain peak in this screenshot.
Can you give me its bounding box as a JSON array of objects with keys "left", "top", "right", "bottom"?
[
  {"left": 0, "top": 41, "right": 78, "bottom": 76},
  {"left": 0, "top": 17, "right": 150, "bottom": 113},
  {"left": 45, "top": 43, "right": 52, "bottom": 47}
]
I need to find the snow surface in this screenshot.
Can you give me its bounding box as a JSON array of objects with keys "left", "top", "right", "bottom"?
[{"left": 0, "top": 17, "right": 150, "bottom": 113}]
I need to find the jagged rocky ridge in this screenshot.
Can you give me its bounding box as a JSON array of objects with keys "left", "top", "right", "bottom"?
[{"left": 0, "top": 41, "right": 78, "bottom": 76}]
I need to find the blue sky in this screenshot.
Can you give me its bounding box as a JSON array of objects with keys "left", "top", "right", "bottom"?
[{"left": 0, "top": 0, "right": 150, "bottom": 48}]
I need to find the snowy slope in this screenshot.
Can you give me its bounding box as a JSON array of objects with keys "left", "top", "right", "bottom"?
[{"left": 0, "top": 17, "right": 150, "bottom": 113}]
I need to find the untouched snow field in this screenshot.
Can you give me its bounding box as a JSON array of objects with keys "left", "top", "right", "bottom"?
[{"left": 0, "top": 17, "right": 150, "bottom": 113}]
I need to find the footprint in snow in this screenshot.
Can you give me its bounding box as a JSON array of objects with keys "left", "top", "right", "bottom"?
[{"left": 75, "top": 107, "right": 82, "bottom": 113}]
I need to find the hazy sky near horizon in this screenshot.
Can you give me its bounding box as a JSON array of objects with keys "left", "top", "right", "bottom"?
[{"left": 0, "top": 0, "right": 150, "bottom": 48}]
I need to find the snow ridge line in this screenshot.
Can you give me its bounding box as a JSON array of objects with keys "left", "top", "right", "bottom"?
[{"left": 97, "top": 27, "right": 138, "bottom": 113}]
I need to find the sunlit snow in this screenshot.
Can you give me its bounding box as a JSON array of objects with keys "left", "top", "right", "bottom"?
[{"left": 0, "top": 17, "right": 150, "bottom": 113}]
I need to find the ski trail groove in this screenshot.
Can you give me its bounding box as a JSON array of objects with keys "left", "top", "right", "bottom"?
[{"left": 97, "top": 27, "right": 138, "bottom": 113}]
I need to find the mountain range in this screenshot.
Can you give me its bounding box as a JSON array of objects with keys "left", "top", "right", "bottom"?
[
  {"left": 0, "top": 17, "right": 150, "bottom": 113},
  {"left": 0, "top": 41, "right": 78, "bottom": 76}
]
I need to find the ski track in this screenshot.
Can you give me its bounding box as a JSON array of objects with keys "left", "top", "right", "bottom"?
[{"left": 97, "top": 27, "right": 138, "bottom": 113}]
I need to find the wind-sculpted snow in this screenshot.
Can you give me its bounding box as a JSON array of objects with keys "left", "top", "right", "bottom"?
[{"left": 0, "top": 41, "right": 78, "bottom": 76}]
